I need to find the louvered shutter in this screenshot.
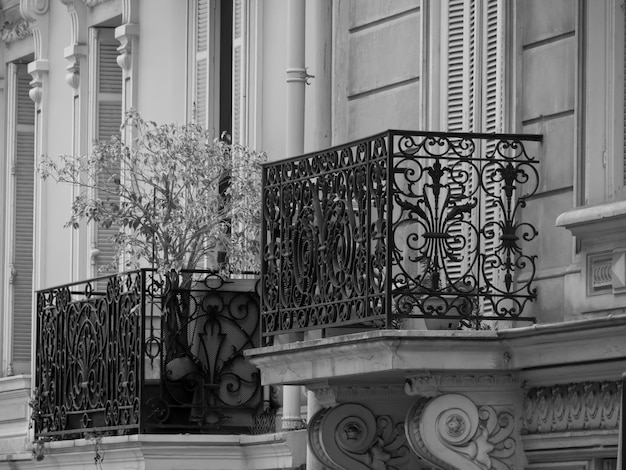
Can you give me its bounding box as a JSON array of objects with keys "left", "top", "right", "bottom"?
[
  {"left": 232, "top": 0, "right": 246, "bottom": 144},
  {"left": 13, "top": 66, "right": 35, "bottom": 372},
  {"left": 444, "top": 0, "right": 505, "bottom": 314},
  {"left": 445, "top": 0, "right": 474, "bottom": 285},
  {"left": 480, "top": 0, "right": 504, "bottom": 315},
  {"left": 95, "top": 28, "right": 123, "bottom": 275},
  {"left": 195, "top": 0, "right": 209, "bottom": 127}
]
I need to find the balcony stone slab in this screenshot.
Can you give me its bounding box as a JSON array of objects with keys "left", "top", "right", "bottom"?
[
  {"left": 248, "top": 313, "right": 626, "bottom": 388},
  {"left": 28, "top": 431, "right": 307, "bottom": 470},
  {"left": 247, "top": 330, "right": 507, "bottom": 386}
]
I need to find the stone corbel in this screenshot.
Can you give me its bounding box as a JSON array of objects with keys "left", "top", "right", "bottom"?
[
  {"left": 114, "top": 22, "right": 138, "bottom": 72},
  {"left": 405, "top": 393, "right": 516, "bottom": 470},
  {"left": 308, "top": 403, "right": 410, "bottom": 470},
  {"left": 64, "top": 44, "right": 87, "bottom": 89},
  {"left": 27, "top": 59, "right": 47, "bottom": 104}
]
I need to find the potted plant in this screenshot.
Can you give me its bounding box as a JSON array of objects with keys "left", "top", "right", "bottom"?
[{"left": 40, "top": 110, "right": 268, "bottom": 431}]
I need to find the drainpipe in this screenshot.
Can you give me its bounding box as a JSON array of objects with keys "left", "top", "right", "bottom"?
[
  {"left": 304, "top": 0, "right": 332, "bottom": 467},
  {"left": 281, "top": 0, "right": 306, "bottom": 432}
]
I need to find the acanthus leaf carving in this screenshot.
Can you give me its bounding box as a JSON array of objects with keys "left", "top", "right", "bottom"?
[
  {"left": 405, "top": 393, "right": 515, "bottom": 470},
  {"left": 0, "top": 16, "right": 32, "bottom": 43},
  {"left": 308, "top": 403, "right": 409, "bottom": 470}
]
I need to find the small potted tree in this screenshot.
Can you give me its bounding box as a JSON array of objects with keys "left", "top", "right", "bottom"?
[
  {"left": 40, "top": 111, "right": 268, "bottom": 432},
  {"left": 40, "top": 110, "right": 264, "bottom": 275}
]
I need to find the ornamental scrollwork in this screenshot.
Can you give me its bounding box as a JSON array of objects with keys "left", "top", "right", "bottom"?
[
  {"left": 0, "top": 17, "right": 32, "bottom": 43},
  {"left": 523, "top": 380, "right": 621, "bottom": 434},
  {"left": 405, "top": 393, "right": 515, "bottom": 470},
  {"left": 309, "top": 403, "right": 410, "bottom": 470}
]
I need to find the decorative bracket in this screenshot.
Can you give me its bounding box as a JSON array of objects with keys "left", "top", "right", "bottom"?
[
  {"left": 115, "top": 22, "right": 139, "bottom": 71},
  {"left": 308, "top": 403, "right": 409, "bottom": 470},
  {"left": 405, "top": 393, "right": 516, "bottom": 470}
]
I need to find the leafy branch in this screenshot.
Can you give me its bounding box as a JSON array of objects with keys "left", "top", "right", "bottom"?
[{"left": 40, "top": 110, "right": 266, "bottom": 273}]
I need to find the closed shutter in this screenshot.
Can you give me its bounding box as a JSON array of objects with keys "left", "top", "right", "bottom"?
[
  {"left": 445, "top": 0, "right": 474, "bottom": 285},
  {"left": 232, "top": 0, "right": 245, "bottom": 144},
  {"left": 195, "top": 0, "right": 209, "bottom": 127},
  {"left": 13, "top": 66, "right": 35, "bottom": 370},
  {"left": 444, "top": 0, "right": 505, "bottom": 314},
  {"left": 95, "top": 28, "right": 123, "bottom": 275},
  {"left": 480, "top": 0, "right": 504, "bottom": 315}
]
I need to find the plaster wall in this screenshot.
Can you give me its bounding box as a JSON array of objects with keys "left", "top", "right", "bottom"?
[
  {"left": 39, "top": 2, "right": 76, "bottom": 289},
  {"left": 332, "top": 0, "right": 421, "bottom": 144},
  {"left": 136, "top": 0, "right": 186, "bottom": 125},
  {"left": 518, "top": 0, "right": 577, "bottom": 323}
]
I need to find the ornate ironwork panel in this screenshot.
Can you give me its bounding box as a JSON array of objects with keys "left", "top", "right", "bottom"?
[
  {"left": 142, "top": 271, "right": 266, "bottom": 434},
  {"left": 262, "top": 137, "right": 390, "bottom": 341},
  {"left": 261, "top": 131, "right": 541, "bottom": 342},
  {"left": 34, "top": 272, "right": 142, "bottom": 439},
  {"left": 35, "top": 270, "right": 269, "bottom": 439}
]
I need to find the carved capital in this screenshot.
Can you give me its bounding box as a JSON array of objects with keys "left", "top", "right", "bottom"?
[
  {"left": 405, "top": 393, "right": 516, "bottom": 470},
  {"left": 523, "top": 380, "right": 621, "bottom": 434},
  {"left": 309, "top": 403, "right": 410, "bottom": 470}
]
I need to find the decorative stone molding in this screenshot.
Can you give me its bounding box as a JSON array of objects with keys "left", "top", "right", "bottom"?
[
  {"left": 64, "top": 44, "right": 87, "bottom": 89},
  {"left": 405, "top": 374, "right": 516, "bottom": 396},
  {"left": 523, "top": 380, "right": 621, "bottom": 434},
  {"left": 115, "top": 22, "right": 138, "bottom": 71},
  {"left": 80, "top": 0, "right": 112, "bottom": 6},
  {"left": 309, "top": 403, "right": 410, "bottom": 470},
  {"left": 27, "top": 59, "right": 48, "bottom": 104},
  {"left": 0, "top": 16, "right": 32, "bottom": 42},
  {"left": 405, "top": 393, "right": 515, "bottom": 470}
]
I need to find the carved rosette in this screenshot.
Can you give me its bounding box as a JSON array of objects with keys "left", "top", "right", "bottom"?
[
  {"left": 308, "top": 403, "right": 409, "bottom": 470},
  {"left": 405, "top": 393, "right": 515, "bottom": 470},
  {"left": 523, "top": 380, "right": 621, "bottom": 434}
]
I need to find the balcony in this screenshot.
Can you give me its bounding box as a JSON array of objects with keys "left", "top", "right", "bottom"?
[
  {"left": 33, "top": 270, "right": 272, "bottom": 440},
  {"left": 261, "top": 131, "right": 541, "bottom": 344}
]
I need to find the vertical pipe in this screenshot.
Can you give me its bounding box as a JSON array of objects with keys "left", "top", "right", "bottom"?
[{"left": 281, "top": 0, "right": 306, "bottom": 432}]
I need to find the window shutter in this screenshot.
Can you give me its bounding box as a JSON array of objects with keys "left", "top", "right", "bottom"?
[
  {"left": 95, "top": 28, "right": 123, "bottom": 275},
  {"left": 13, "top": 66, "right": 35, "bottom": 371},
  {"left": 195, "top": 0, "right": 209, "bottom": 127},
  {"left": 443, "top": 0, "right": 506, "bottom": 316},
  {"left": 480, "top": 0, "right": 504, "bottom": 315},
  {"left": 232, "top": 0, "right": 246, "bottom": 144},
  {"left": 445, "top": 0, "right": 475, "bottom": 284}
]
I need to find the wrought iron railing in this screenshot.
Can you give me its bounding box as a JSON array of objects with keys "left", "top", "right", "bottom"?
[
  {"left": 34, "top": 270, "right": 272, "bottom": 440},
  {"left": 261, "top": 131, "right": 541, "bottom": 343}
]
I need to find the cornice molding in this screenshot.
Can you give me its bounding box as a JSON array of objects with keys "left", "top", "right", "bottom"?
[
  {"left": 405, "top": 374, "right": 517, "bottom": 397},
  {"left": 523, "top": 380, "right": 621, "bottom": 434}
]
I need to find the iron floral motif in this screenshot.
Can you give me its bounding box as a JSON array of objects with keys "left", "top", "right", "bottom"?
[{"left": 261, "top": 131, "right": 540, "bottom": 342}]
